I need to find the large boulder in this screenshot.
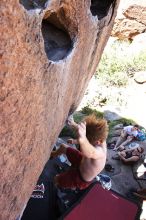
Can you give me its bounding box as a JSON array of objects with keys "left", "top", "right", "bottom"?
[
  {"left": 123, "top": 5, "right": 146, "bottom": 26},
  {"left": 112, "top": 3, "right": 146, "bottom": 40},
  {"left": 0, "top": 0, "right": 120, "bottom": 219},
  {"left": 112, "top": 18, "right": 145, "bottom": 40}
]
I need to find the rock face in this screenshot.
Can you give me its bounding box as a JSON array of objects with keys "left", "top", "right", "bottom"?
[
  {"left": 112, "top": 18, "right": 145, "bottom": 40},
  {"left": 123, "top": 5, "right": 146, "bottom": 26},
  {"left": 112, "top": 4, "right": 146, "bottom": 40},
  {"left": 0, "top": 0, "right": 119, "bottom": 219}
]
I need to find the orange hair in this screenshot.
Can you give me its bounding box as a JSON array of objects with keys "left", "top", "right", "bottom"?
[{"left": 84, "top": 114, "right": 108, "bottom": 144}]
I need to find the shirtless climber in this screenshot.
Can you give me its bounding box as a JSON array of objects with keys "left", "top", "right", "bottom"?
[{"left": 51, "top": 115, "right": 108, "bottom": 190}]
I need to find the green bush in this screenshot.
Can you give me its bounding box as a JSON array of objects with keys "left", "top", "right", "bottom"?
[
  {"left": 96, "top": 40, "right": 146, "bottom": 87},
  {"left": 81, "top": 106, "right": 104, "bottom": 118},
  {"left": 73, "top": 112, "right": 84, "bottom": 123},
  {"left": 59, "top": 125, "right": 77, "bottom": 138},
  {"left": 108, "top": 117, "right": 135, "bottom": 130}
]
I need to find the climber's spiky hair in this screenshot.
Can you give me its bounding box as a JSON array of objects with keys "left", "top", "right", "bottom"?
[{"left": 84, "top": 114, "right": 108, "bottom": 145}]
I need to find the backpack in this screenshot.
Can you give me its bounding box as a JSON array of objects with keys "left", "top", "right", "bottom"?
[{"left": 136, "top": 129, "right": 146, "bottom": 141}]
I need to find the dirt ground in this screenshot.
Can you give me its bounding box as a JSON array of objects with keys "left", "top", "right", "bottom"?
[{"left": 103, "top": 140, "right": 146, "bottom": 220}]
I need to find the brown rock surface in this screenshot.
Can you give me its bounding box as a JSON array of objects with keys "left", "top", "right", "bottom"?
[
  {"left": 123, "top": 5, "right": 146, "bottom": 26},
  {"left": 0, "top": 0, "right": 120, "bottom": 219},
  {"left": 112, "top": 18, "right": 146, "bottom": 39},
  {"left": 112, "top": 3, "right": 146, "bottom": 40}
]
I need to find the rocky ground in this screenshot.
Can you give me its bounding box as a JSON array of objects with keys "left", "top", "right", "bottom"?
[{"left": 104, "top": 131, "right": 146, "bottom": 220}]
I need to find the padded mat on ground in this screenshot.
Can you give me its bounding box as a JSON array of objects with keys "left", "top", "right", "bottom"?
[{"left": 64, "top": 184, "right": 140, "bottom": 220}]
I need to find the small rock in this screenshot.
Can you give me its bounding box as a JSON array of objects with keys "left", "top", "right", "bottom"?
[
  {"left": 111, "top": 129, "right": 122, "bottom": 137},
  {"left": 104, "top": 110, "right": 122, "bottom": 121},
  {"left": 108, "top": 136, "right": 119, "bottom": 144},
  {"left": 113, "top": 124, "right": 124, "bottom": 130},
  {"left": 134, "top": 71, "right": 146, "bottom": 84}
]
